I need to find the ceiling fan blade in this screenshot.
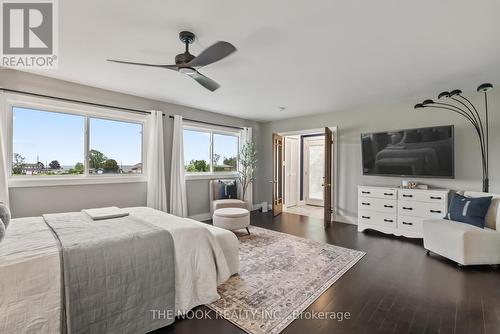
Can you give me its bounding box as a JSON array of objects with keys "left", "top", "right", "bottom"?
[
  {"left": 107, "top": 59, "right": 177, "bottom": 70},
  {"left": 187, "top": 41, "right": 236, "bottom": 68},
  {"left": 189, "top": 71, "right": 220, "bottom": 91}
]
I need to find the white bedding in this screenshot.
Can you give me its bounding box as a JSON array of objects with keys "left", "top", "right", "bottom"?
[
  {"left": 0, "top": 207, "right": 240, "bottom": 333},
  {"left": 0, "top": 217, "right": 61, "bottom": 334},
  {"left": 125, "top": 207, "right": 235, "bottom": 313}
]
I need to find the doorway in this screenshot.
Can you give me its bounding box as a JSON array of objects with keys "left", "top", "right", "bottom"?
[
  {"left": 303, "top": 136, "right": 325, "bottom": 206},
  {"left": 273, "top": 127, "right": 336, "bottom": 226},
  {"left": 284, "top": 136, "right": 300, "bottom": 208}
]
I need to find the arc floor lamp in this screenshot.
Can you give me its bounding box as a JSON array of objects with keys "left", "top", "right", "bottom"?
[{"left": 414, "top": 83, "right": 493, "bottom": 192}]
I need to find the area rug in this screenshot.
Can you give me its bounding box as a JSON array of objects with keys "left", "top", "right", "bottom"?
[{"left": 207, "top": 226, "right": 365, "bottom": 334}]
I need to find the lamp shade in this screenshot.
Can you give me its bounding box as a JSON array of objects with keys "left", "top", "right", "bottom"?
[
  {"left": 438, "top": 91, "right": 450, "bottom": 99},
  {"left": 477, "top": 83, "right": 493, "bottom": 92}
]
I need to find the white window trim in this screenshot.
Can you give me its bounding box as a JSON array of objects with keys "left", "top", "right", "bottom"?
[
  {"left": 1, "top": 92, "right": 148, "bottom": 187},
  {"left": 183, "top": 122, "right": 241, "bottom": 181}
]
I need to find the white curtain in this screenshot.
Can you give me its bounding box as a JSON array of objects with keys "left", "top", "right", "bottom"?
[
  {"left": 169, "top": 115, "right": 188, "bottom": 217},
  {"left": 146, "top": 110, "right": 168, "bottom": 211},
  {"left": 241, "top": 127, "right": 253, "bottom": 208},
  {"left": 0, "top": 127, "right": 8, "bottom": 206}
]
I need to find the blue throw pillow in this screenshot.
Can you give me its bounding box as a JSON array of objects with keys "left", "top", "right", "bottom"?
[
  {"left": 446, "top": 193, "right": 492, "bottom": 228},
  {"left": 217, "top": 180, "right": 238, "bottom": 199}
]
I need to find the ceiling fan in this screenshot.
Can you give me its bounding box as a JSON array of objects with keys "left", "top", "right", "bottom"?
[{"left": 107, "top": 31, "right": 236, "bottom": 91}]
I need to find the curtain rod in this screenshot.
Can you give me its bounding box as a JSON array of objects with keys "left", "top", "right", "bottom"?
[
  {"left": 0, "top": 87, "right": 154, "bottom": 115},
  {"left": 168, "top": 115, "right": 245, "bottom": 130},
  {"left": 0, "top": 88, "right": 245, "bottom": 130}
]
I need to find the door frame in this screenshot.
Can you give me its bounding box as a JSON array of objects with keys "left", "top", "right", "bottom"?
[
  {"left": 277, "top": 127, "right": 338, "bottom": 216},
  {"left": 284, "top": 136, "right": 300, "bottom": 208},
  {"left": 303, "top": 136, "right": 325, "bottom": 206},
  {"left": 272, "top": 133, "right": 284, "bottom": 216}
]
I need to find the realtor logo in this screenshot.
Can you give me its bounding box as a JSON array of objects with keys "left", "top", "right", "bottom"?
[{"left": 1, "top": 0, "right": 58, "bottom": 68}]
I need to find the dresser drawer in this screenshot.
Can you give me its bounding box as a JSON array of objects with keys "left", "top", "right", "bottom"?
[
  {"left": 398, "top": 189, "right": 447, "bottom": 203},
  {"left": 398, "top": 201, "right": 447, "bottom": 219},
  {"left": 359, "top": 197, "right": 397, "bottom": 214},
  {"left": 398, "top": 215, "right": 424, "bottom": 233},
  {"left": 358, "top": 210, "right": 397, "bottom": 228},
  {"left": 358, "top": 187, "right": 397, "bottom": 200}
]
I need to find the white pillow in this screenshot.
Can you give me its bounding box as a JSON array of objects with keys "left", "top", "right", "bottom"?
[
  {"left": 0, "top": 202, "right": 10, "bottom": 230},
  {"left": 0, "top": 220, "right": 4, "bottom": 243}
]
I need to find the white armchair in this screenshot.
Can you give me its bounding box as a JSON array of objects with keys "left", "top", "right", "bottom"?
[
  {"left": 423, "top": 191, "right": 500, "bottom": 266},
  {"left": 209, "top": 180, "right": 249, "bottom": 216}
]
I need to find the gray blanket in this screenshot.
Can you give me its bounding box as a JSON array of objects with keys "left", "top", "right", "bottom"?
[{"left": 43, "top": 212, "right": 175, "bottom": 334}]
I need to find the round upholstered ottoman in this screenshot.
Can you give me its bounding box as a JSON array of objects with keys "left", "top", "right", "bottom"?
[{"left": 213, "top": 207, "right": 250, "bottom": 234}]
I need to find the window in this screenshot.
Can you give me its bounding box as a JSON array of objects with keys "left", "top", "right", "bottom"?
[
  {"left": 183, "top": 129, "right": 211, "bottom": 172},
  {"left": 8, "top": 100, "right": 145, "bottom": 181},
  {"left": 183, "top": 126, "right": 240, "bottom": 174},
  {"left": 89, "top": 118, "right": 143, "bottom": 175},
  {"left": 213, "top": 133, "right": 238, "bottom": 172},
  {"left": 12, "top": 107, "right": 85, "bottom": 176}
]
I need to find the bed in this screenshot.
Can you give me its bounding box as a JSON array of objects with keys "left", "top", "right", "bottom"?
[{"left": 0, "top": 207, "right": 239, "bottom": 334}]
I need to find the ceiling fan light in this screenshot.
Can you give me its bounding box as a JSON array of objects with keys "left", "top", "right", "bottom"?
[
  {"left": 422, "top": 99, "right": 434, "bottom": 105},
  {"left": 414, "top": 103, "right": 424, "bottom": 109},
  {"left": 179, "top": 67, "right": 196, "bottom": 75},
  {"left": 477, "top": 83, "right": 493, "bottom": 92},
  {"left": 438, "top": 91, "right": 450, "bottom": 99},
  {"left": 449, "top": 89, "right": 462, "bottom": 96}
]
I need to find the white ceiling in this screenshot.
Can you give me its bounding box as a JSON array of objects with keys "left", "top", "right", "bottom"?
[{"left": 29, "top": 0, "right": 500, "bottom": 121}]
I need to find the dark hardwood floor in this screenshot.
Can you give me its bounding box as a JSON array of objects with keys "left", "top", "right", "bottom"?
[{"left": 153, "top": 211, "right": 500, "bottom": 334}]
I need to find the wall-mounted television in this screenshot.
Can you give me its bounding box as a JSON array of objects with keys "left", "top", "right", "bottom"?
[{"left": 361, "top": 125, "right": 454, "bottom": 178}]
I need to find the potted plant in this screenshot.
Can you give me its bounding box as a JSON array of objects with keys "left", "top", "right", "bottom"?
[{"left": 238, "top": 141, "right": 257, "bottom": 208}]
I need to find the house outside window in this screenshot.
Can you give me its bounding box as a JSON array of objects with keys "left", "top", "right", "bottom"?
[
  {"left": 183, "top": 124, "right": 241, "bottom": 178},
  {"left": 4, "top": 93, "right": 147, "bottom": 187}
]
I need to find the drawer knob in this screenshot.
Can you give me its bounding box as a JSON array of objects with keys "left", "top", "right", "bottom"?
[
  {"left": 402, "top": 222, "right": 413, "bottom": 226},
  {"left": 430, "top": 196, "right": 442, "bottom": 200},
  {"left": 402, "top": 207, "right": 413, "bottom": 210},
  {"left": 361, "top": 191, "right": 370, "bottom": 194},
  {"left": 362, "top": 216, "right": 371, "bottom": 219},
  {"left": 384, "top": 219, "right": 394, "bottom": 222},
  {"left": 384, "top": 193, "right": 393, "bottom": 196},
  {"left": 384, "top": 205, "right": 394, "bottom": 208},
  {"left": 430, "top": 210, "right": 442, "bottom": 213},
  {"left": 403, "top": 194, "right": 413, "bottom": 197},
  {"left": 362, "top": 202, "right": 371, "bottom": 206}
]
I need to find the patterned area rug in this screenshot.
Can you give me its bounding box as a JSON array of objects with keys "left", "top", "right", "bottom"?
[{"left": 207, "top": 226, "right": 365, "bottom": 334}]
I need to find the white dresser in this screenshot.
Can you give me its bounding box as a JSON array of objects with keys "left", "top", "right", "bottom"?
[{"left": 357, "top": 186, "right": 449, "bottom": 238}]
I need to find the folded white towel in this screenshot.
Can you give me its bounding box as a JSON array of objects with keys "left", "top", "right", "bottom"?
[{"left": 82, "top": 207, "right": 129, "bottom": 220}]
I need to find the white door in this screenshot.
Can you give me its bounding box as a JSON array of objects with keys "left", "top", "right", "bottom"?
[
  {"left": 284, "top": 137, "right": 299, "bottom": 207},
  {"left": 304, "top": 136, "right": 325, "bottom": 206}
]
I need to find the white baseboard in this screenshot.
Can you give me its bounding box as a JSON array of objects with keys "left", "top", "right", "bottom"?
[
  {"left": 335, "top": 214, "right": 357, "bottom": 225},
  {"left": 250, "top": 202, "right": 272, "bottom": 211},
  {"left": 188, "top": 209, "right": 358, "bottom": 225},
  {"left": 252, "top": 203, "right": 263, "bottom": 211}
]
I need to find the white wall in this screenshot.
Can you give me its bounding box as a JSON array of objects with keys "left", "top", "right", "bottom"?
[
  {"left": 256, "top": 91, "right": 500, "bottom": 220},
  {"left": 1, "top": 70, "right": 261, "bottom": 218}
]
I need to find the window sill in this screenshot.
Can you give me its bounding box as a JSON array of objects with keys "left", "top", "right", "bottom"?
[
  {"left": 8, "top": 175, "right": 147, "bottom": 188},
  {"left": 185, "top": 172, "right": 239, "bottom": 181}
]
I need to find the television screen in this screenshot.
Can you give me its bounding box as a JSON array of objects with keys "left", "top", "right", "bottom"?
[{"left": 361, "top": 125, "right": 454, "bottom": 178}]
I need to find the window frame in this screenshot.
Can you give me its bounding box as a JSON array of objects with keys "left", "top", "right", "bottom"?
[
  {"left": 2, "top": 93, "right": 148, "bottom": 188},
  {"left": 183, "top": 122, "right": 241, "bottom": 180}
]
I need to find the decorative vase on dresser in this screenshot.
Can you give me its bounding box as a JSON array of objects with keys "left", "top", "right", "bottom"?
[{"left": 357, "top": 186, "right": 449, "bottom": 238}]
